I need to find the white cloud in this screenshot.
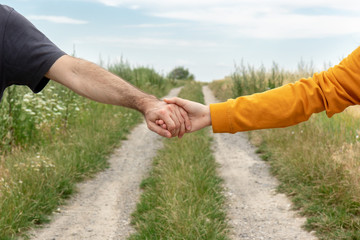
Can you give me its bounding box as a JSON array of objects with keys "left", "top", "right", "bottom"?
[
  {"left": 96, "top": 0, "right": 233, "bottom": 8},
  {"left": 93, "top": 0, "right": 360, "bottom": 38},
  {"left": 129, "top": 5, "right": 140, "bottom": 10},
  {"left": 96, "top": 0, "right": 121, "bottom": 7},
  {"left": 95, "top": 0, "right": 360, "bottom": 11},
  {"left": 86, "top": 36, "right": 218, "bottom": 48},
  {"left": 27, "top": 15, "right": 88, "bottom": 24},
  {"left": 156, "top": 8, "right": 360, "bottom": 38},
  {"left": 122, "top": 23, "right": 181, "bottom": 28}
]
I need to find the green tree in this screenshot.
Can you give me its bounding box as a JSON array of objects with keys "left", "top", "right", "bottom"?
[{"left": 168, "top": 66, "right": 195, "bottom": 81}]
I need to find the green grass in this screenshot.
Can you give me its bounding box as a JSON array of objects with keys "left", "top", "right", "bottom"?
[
  {"left": 0, "top": 62, "right": 178, "bottom": 239},
  {"left": 129, "top": 82, "right": 229, "bottom": 240},
  {"left": 208, "top": 77, "right": 233, "bottom": 102},
  {"left": 250, "top": 112, "right": 360, "bottom": 240}
]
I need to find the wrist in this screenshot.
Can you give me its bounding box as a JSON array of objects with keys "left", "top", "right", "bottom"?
[
  {"left": 204, "top": 105, "right": 212, "bottom": 127},
  {"left": 137, "top": 95, "right": 159, "bottom": 115}
]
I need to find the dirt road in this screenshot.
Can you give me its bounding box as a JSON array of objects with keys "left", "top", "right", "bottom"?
[
  {"left": 28, "top": 87, "right": 182, "bottom": 240},
  {"left": 203, "top": 86, "right": 317, "bottom": 240},
  {"left": 29, "top": 86, "right": 317, "bottom": 240}
]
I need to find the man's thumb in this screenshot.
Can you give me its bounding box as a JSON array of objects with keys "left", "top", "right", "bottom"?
[{"left": 164, "top": 97, "right": 184, "bottom": 107}]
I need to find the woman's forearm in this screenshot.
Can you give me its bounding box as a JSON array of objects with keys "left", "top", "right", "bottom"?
[{"left": 210, "top": 46, "right": 360, "bottom": 133}]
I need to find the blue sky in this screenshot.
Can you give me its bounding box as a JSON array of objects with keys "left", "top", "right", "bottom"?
[{"left": 3, "top": 0, "right": 360, "bottom": 81}]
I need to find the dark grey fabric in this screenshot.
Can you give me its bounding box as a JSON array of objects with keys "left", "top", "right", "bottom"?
[{"left": 0, "top": 4, "right": 66, "bottom": 100}]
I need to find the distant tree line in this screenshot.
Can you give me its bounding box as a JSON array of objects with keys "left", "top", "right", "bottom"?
[{"left": 168, "top": 66, "right": 195, "bottom": 81}]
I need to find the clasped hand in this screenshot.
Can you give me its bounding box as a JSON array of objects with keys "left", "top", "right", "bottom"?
[{"left": 147, "top": 97, "right": 211, "bottom": 138}]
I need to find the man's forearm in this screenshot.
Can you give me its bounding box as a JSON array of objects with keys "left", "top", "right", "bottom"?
[{"left": 46, "top": 55, "right": 157, "bottom": 114}]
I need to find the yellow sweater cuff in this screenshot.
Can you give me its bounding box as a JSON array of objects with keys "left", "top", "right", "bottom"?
[{"left": 210, "top": 101, "right": 233, "bottom": 133}]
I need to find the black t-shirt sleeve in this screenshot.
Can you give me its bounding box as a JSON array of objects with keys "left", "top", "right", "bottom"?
[{"left": 3, "top": 8, "right": 66, "bottom": 93}]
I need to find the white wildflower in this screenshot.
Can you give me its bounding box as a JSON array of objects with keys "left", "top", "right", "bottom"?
[{"left": 56, "top": 105, "right": 64, "bottom": 111}]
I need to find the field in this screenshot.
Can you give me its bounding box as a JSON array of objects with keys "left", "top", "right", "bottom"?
[{"left": 2, "top": 57, "right": 360, "bottom": 239}]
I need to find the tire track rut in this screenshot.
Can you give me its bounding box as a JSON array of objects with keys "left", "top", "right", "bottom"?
[{"left": 203, "top": 86, "right": 317, "bottom": 240}]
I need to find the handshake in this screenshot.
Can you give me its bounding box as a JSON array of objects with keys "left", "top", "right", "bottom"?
[{"left": 144, "top": 97, "right": 212, "bottom": 138}]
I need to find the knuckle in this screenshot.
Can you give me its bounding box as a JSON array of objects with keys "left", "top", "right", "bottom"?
[
  {"left": 168, "top": 124, "right": 175, "bottom": 130},
  {"left": 166, "top": 105, "right": 173, "bottom": 111}
]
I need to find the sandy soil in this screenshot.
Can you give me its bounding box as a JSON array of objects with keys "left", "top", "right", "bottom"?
[
  {"left": 345, "top": 105, "right": 360, "bottom": 118},
  {"left": 28, "top": 87, "right": 182, "bottom": 240},
  {"left": 203, "top": 86, "right": 317, "bottom": 240}
]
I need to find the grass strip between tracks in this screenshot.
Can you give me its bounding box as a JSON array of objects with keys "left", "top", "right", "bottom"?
[{"left": 130, "top": 82, "right": 229, "bottom": 240}]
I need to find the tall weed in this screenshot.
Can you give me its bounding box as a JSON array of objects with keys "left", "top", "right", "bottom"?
[
  {"left": 232, "top": 62, "right": 284, "bottom": 97},
  {"left": 0, "top": 83, "right": 83, "bottom": 152}
]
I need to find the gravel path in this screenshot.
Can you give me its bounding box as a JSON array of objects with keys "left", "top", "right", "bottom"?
[
  {"left": 28, "top": 87, "right": 182, "bottom": 240},
  {"left": 203, "top": 86, "right": 317, "bottom": 240}
]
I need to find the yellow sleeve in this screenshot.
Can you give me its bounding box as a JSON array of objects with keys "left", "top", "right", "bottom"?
[{"left": 210, "top": 46, "right": 360, "bottom": 133}]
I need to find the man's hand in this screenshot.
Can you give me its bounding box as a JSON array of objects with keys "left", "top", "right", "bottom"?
[
  {"left": 156, "top": 97, "right": 211, "bottom": 133},
  {"left": 143, "top": 98, "right": 191, "bottom": 138}
]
